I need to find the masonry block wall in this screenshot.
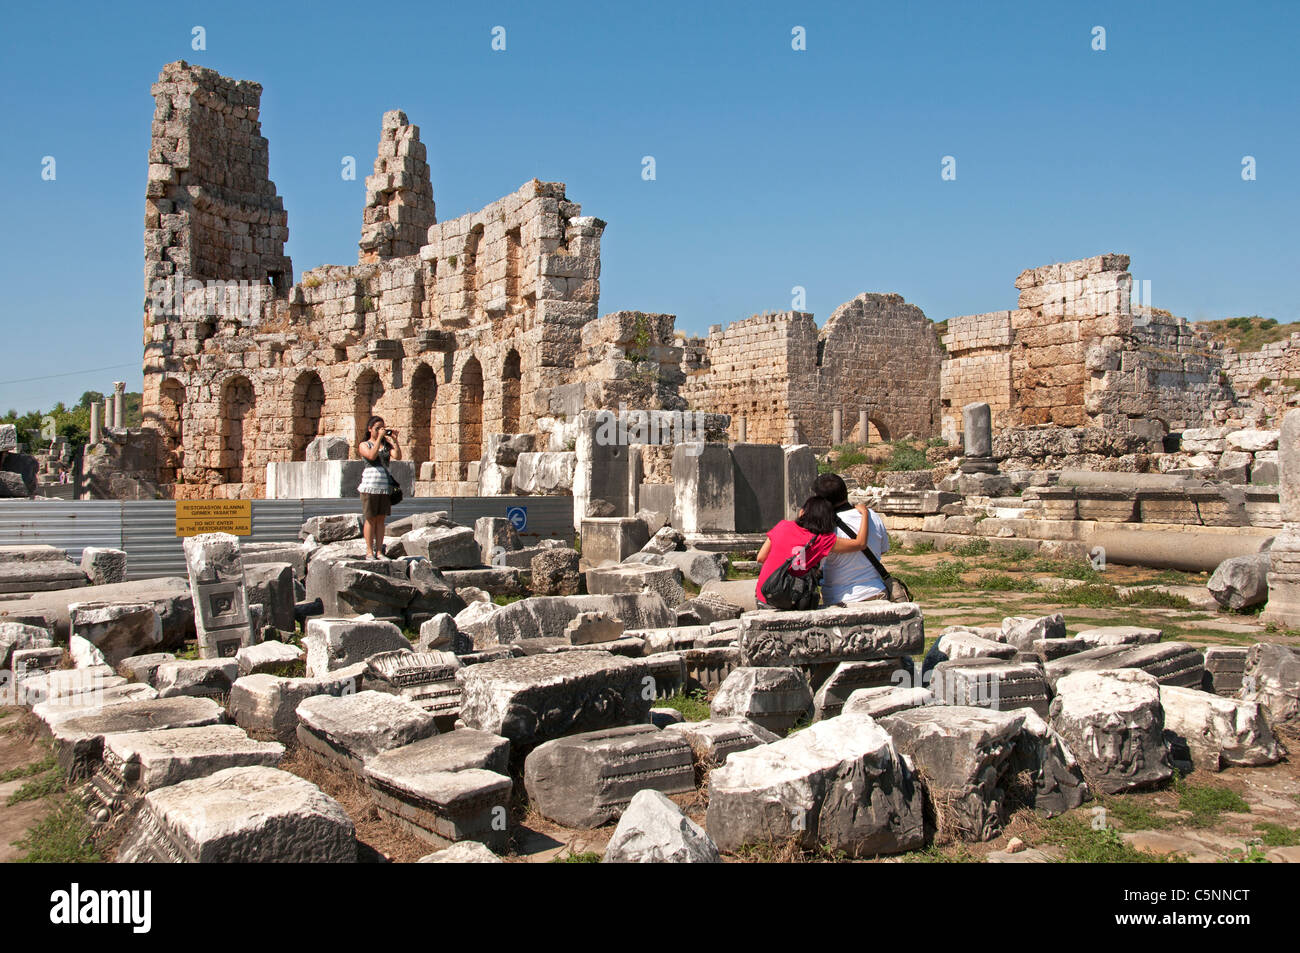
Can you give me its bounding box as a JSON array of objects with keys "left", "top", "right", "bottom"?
[
  {"left": 680, "top": 295, "right": 943, "bottom": 446},
  {"left": 140, "top": 61, "right": 645, "bottom": 500},
  {"left": 940, "top": 254, "right": 1232, "bottom": 446}
]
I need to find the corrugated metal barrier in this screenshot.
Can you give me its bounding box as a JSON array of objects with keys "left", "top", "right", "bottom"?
[{"left": 0, "top": 496, "right": 575, "bottom": 580}]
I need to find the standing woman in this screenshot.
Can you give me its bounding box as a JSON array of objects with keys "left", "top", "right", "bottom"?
[{"left": 358, "top": 416, "right": 400, "bottom": 559}]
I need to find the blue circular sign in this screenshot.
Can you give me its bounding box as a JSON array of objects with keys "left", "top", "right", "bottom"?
[{"left": 506, "top": 505, "right": 527, "bottom": 532}]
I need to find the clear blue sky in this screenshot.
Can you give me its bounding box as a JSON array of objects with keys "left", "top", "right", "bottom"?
[{"left": 1, "top": 0, "right": 1296, "bottom": 412}]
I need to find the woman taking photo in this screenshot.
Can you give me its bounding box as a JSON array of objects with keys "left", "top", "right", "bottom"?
[{"left": 358, "top": 416, "right": 400, "bottom": 559}]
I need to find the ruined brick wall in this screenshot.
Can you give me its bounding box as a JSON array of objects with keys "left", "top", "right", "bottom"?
[
  {"left": 680, "top": 297, "right": 942, "bottom": 446},
  {"left": 1223, "top": 332, "right": 1300, "bottom": 391},
  {"left": 140, "top": 62, "right": 633, "bottom": 500},
  {"left": 678, "top": 312, "right": 814, "bottom": 444},
  {"left": 358, "top": 111, "right": 436, "bottom": 262},
  {"left": 576, "top": 311, "right": 686, "bottom": 412},
  {"left": 939, "top": 254, "right": 1231, "bottom": 447},
  {"left": 939, "top": 310, "right": 1013, "bottom": 442},
  {"left": 144, "top": 61, "right": 291, "bottom": 290}
]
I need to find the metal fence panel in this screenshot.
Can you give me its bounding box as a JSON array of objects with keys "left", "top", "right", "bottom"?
[
  {"left": 0, "top": 501, "right": 122, "bottom": 561},
  {"left": 449, "top": 496, "right": 574, "bottom": 542},
  {"left": 120, "top": 501, "right": 189, "bottom": 580}
]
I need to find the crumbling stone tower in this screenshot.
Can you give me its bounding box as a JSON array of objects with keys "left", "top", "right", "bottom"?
[{"left": 139, "top": 61, "right": 681, "bottom": 500}]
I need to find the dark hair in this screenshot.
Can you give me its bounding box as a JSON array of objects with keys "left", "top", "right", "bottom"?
[
  {"left": 813, "top": 472, "right": 849, "bottom": 506},
  {"left": 360, "top": 416, "right": 384, "bottom": 451},
  {"left": 795, "top": 496, "right": 837, "bottom": 536}
]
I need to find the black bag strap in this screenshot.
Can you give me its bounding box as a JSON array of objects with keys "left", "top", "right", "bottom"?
[{"left": 834, "top": 512, "right": 892, "bottom": 581}]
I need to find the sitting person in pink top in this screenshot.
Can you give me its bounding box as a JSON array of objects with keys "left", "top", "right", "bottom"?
[{"left": 755, "top": 497, "right": 873, "bottom": 606}]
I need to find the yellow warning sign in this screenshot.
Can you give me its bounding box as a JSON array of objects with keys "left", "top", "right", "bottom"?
[{"left": 175, "top": 500, "right": 252, "bottom": 537}]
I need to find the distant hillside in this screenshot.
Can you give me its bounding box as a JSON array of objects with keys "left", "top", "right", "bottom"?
[{"left": 1195, "top": 316, "right": 1295, "bottom": 352}]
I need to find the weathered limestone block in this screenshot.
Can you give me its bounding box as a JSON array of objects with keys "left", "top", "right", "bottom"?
[
  {"left": 368, "top": 764, "right": 512, "bottom": 850},
  {"left": 513, "top": 451, "right": 576, "bottom": 496},
  {"left": 564, "top": 610, "right": 624, "bottom": 645},
  {"left": 0, "top": 621, "right": 53, "bottom": 669},
  {"left": 306, "top": 435, "right": 351, "bottom": 461},
  {"left": 738, "top": 602, "right": 924, "bottom": 667},
  {"left": 524, "top": 724, "right": 696, "bottom": 828},
  {"left": 474, "top": 517, "right": 522, "bottom": 565},
  {"left": 710, "top": 666, "right": 813, "bottom": 734},
  {"left": 240, "top": 541, "right": 309, "bottom": 580},
  {"left": 1202, "top": 645, "right": 1249, "bottom": 696},
  {"left": 662, "top": 717, "right": 779, "bottom": 767},
  {"left": 922, "top": 631, "right": 1016, "bottom": 676},
  {"left": 999, "top": 614, "right": 1066, "bottom": 652},
  {"left": 586, "top": 563, "right": 686, "bottom": 607},
  {"left": 602, "top": 789, "right": 721, "bottom": 863},
  {"left": 31, "top": 682, "right": 157, "bottom": 734},
  {"left": 243, "top": 562, "right": 296, "bottom": 633},
  {"left": 659, "top": 549, "right": 728, "bottom": 586},
  {"left": 812, "top": 659, "right": 915, "bottom": 721},
  {"left": 1074, "top": 626, "right": 1163, "bottom": 648},
  {"left": 1159, "top": 685, "right": 1283, "bottom": 770},
  {"left": 580, "top": 517, "right": 650, "bottom": 567},
  {"left": 183, "top": 533, "right": 253, "bottom": 659},
  {"left": 418, "top": 841, "right": 503, "bottom": 863},
  {"left": 364, "top": 728, "right": 511, "bottom": 778},
  {"left": 117, "top": 652, "right": 175, "bottom": 686},
  {"left": 117, "top": 766, "right": 356, "bottom": 862},
  {"left": 300, "top": 514, "right": 363, "bottom": 544},
  {"left": 154, "top": 658, "right": 239, "bottom": 700},
  {"left": 80, "top": 547, "right": 127, "bottom": 586},
  {"left": 457, "top": 651, "right": 654, "bottom": 749},
  {"left": 1049, "top": 669, "right": 1173, "bottom": 794},
  {"left": 0, "top": 545, "right": 86, "bottom": 594},
  {"left": 640, "top": 524, "right": 684, "bottom": 557},
  {"left": 68, "top": 602, "right": 163, "bottom": 667},
  {"left": 227, "top": 662, "right": 367, "bottom": 744},
  {"left": 1044, "top": 642, "right": 1204, "bottom": 689},
  {"left": 302, "top": 617, "right": 410, "bottom": 677},
  {"left": 880, "top": 706, "right": 1025, "bottom": 841},
  {"left": 417, "top": 613, "right": 470, "bottom": 654},
  {"left": 706, "top": 714, "right": 924, "bottom": 857},
  {"left": 87, "top": 725, "right": 284, "bottom": 822},
  {"left": 236, "top": 639, "right": 302, "bottom": 677},
  {"left": 783, "top": 445, "right": 818, "bottom": 520},
  {"left": 1208, "top": 553, "right": 1270, "bottom": 610},
  {"left": 675, "top": 591, "right": 745, "bottom": 626},
  {"left": 930, "top": 658, "right": 1051, "bottom": 717},
  {"left": 400, "top": 526, "right": 482, "bottom": 568},
  {"left": 458, "top": 593, "right": 673, "bottom": 647},
  {"left": 48, "top": 696, "right": 224, "bottom": 779},
  {"left": 529, "top": 547, "right": 582, "bottom": 597},
  {"left": 842, "top": 685, "right": 934, "bottom": 719},
  {"left": 364, "top": 649, "right": 461, "bottom": 718},
  {"left": 1227, "top": 429, "right": 1279, "bottom": 453},
  {"left": 1009, "top": 710, "right": 1089, "bottom": 817},
  {"left": 68, "top": 635, "right": 106, "bottom": 669},
  {"left": 295, "top": 690, "right": 438, "bottom": 773},
  {"left": 1241, "top": 643, "right": 1300, "bottom": 723}
]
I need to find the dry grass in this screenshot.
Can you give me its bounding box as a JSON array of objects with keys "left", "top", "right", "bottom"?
[{"left": 278, "top": 745, "right": 431, "bottom": 863}]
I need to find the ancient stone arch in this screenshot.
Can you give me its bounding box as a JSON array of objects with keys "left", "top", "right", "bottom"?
[
  {"left": 458, "top": 357, "right": 484, "bottom": 476},
  {"left": 353, "top": 368, "right": 385, "bottom": 452},
  {"left": 156, "top": 378, "right": 185, "bottom": 483},
  {"left": 219, "top": 375, "right": 256, "bottom": 485},
  {"left": 501, "top": 349, "right": 522, "bottom": 435},
  {"left": 409, "top": 363, "right": 437, "bottom": 464},
  {"left": 291, "top": 371, "right": 325, "bottom": 461}
]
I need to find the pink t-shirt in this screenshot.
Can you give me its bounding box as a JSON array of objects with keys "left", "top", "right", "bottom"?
[{"left": 756, "top": 520, "right": 836, "bottom": 605}]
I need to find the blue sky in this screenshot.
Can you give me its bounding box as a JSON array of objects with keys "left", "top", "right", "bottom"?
[{"left": 1, "top": 0, "right": 1296, "bottom": 412}]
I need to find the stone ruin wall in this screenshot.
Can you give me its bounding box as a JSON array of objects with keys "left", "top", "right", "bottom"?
[
  {"left": 140, "top": 61, "right": 652, "bottom": 500},
  {"left": 941, "top": 254, "right": 1235, "bottom": 449},
  {"left": 679, "top": 294, "right": 944, "bottom": 447},
  {"left": 1221, "top": 332, "right": 1300, "bottom": 421}
]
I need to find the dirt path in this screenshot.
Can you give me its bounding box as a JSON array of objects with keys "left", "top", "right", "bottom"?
[{"left": 0, "top": 708, "right": 52, "bottom": 862}]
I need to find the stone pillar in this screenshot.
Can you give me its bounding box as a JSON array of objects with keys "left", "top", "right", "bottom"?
[
  {"left": 672, "top": 443, "right": 735, "bottom": 534},
  {"left": 103, "top": 399, "right": 113, "bottom": 433},
  {"left": 113, "top": 382, "right": 126, "bottom": 429},
  {"left": 736, "top": 416, "right": 747, "bottom": 444},
  {"left": 183, "top": 532, "right": 255, "bottom": 658},
  {"left": 832, "top": 408, "right": 843, "bottom": 445},
  {"left": 782, "top": 444, "right": 818, "bottom": 521},
  {"left": 88, "top": 402, "right": 100, "bottom": 445},
  {"left": 963, "top": 402, "right": 992, "bottom": 457},
  {"left": 859, "top": 411, "right": 869, "bottom": 445},
  {"left": 1263, "top": 409, "right": 1300, "bottom": 627}
]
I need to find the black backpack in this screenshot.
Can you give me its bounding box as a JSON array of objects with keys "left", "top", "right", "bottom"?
[{"left": 760, "top": 543, "right": 823, "bottom": 610}]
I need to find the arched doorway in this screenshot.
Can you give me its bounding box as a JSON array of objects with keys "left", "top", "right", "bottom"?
[
  {"left": 353, "top": 368, "right": 384, "bottom": 453},
  {"left": 220, "top": 376, "right": 255, "bottom": 484},
  {"left": 459, "top": 357, "right": 484, "bottom": 478},
  {"left": 410, "top": 363, "right": 437, "bottom": 464},
  {"left": 291, "top": 371, "right": 325, "bottom": 461},
  {"left": 158, "top": 378, "right": 185, "bottom": 483},
  {"left": 501, "top": 349, "right": 521, "bottom": 434}
]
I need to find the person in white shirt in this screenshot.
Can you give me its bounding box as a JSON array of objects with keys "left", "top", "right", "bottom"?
[{"left": 813, "top": 473, "right": 890, "bottom": 604}]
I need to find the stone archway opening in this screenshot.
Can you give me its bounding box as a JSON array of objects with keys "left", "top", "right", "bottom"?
[
  {"left": 410, "top": 363, "right": 437, "bottom": 465},
  {"left": 291, "top": 371, "right": 325, "bottom": 461},
  {"left": 158, "top": 378, "right": 185, "bottom": 483},
  {"left": 459, "top": 357, "right": 484, "bottom": 479},
  {"left": 501, "top": 349, "right": 521, "bottom": 435},
  {"left": 353, "top": 368, "right": 385, "bottom": 454},
  {"left": 220, "top": 376, "right": 255, "bottom": 485}
]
